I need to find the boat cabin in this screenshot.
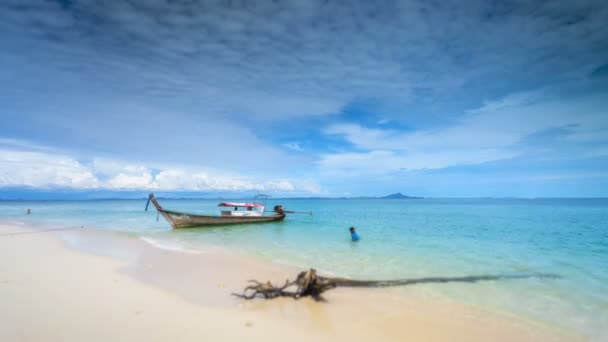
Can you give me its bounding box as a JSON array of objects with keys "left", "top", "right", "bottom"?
[{"left": 218, "top": 202, "right": 265, "bottom": 217}]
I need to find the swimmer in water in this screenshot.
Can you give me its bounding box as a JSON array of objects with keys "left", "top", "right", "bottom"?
[{"left": 349, "top": 226, "right": 360, "bottom": 242}]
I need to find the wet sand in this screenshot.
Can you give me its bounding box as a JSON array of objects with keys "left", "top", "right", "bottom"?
[{"left": 0, "top": 221, "right": 580, "bottom": 341}]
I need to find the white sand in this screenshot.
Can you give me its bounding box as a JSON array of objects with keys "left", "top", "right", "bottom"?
[{"left": 0, "top": 222, "right": 580, "bottom": 341}]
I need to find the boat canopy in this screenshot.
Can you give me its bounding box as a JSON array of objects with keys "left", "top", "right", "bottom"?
[{"left": 218, "top": 202, "right": 264, "bottom": 208}]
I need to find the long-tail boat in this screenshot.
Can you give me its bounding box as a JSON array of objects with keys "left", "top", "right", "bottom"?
[{"left": 146, "top": 193, "right": 286, "bottom": 229}]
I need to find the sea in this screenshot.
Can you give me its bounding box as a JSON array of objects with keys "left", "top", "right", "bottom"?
[{"left": 1, "top": 198, "right": 606, "bottom": 339}]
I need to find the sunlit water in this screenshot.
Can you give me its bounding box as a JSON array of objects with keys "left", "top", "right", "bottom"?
[{"left": 1, "top": 198, "right": 606, "bottom": 339}]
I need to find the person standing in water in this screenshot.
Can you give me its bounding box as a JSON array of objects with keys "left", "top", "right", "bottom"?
[{"left": 349, "top": 226, "right": 360, "bottom": 242}]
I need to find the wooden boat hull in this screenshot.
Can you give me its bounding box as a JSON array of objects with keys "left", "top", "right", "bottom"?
[
  {"left": 147, "top": 194, "right": 285, "bottom": 229},
  {"left": 160, "top": 210, "right": 285, "bottom": 228}
]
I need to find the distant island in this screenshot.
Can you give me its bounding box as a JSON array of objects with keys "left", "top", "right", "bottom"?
[{"left": 380, "top": 192, "right": 423, "bottom": 199}]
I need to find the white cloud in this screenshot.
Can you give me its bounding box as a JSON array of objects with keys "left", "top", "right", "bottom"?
[
  {"left": 0, "top": 150, "right": 99, "bottom": 189},
  {"left": 2, "top": 1, "right": 607, "bottom": 196},
  {"left": 4, "top": 0, "right": 607, "bottom": 127},
  {"left": 294, "top": 180, "right": 324, "bottom": 194},
  {"left": 319, "top": 149, "right": 516, "bottom": 175},
  {"left": 153, "top": 169, "right": 263, "bottom": 191},
  {"left": 326, "top": 92, "right": 608, "bottom": 151},
  {"left": 0, "top": 148, "right": 317, "bottom": 193},
  {"left": 283, "top": 142, "right": 303, "bottom": 152},
  {"left": 92, "top": 158, "right": 149, "bottom": 178},
  {"left": 322, "top": 91, "right": 608, "bottom": 174},
  {"left": 106, "top": 172, "right": 155, "bottom": 190},
  {"left": 264, "top": 180, "right": 296, "bottom": 192}
]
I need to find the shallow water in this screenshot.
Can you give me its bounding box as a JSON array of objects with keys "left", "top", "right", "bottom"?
[{"left": 1, "top": 198, "right": 607, "bottom": 339}]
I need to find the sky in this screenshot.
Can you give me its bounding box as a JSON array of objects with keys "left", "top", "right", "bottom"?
[{"left": 1, "top": 0, "right": 607, "bottom": 198}]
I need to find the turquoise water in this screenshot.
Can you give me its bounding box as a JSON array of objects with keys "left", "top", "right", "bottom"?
[{"left": 1, "top": 198, "right": 607, "bottom": 339}]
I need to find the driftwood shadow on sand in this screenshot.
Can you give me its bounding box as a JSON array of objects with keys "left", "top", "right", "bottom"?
[{"left": 233, "top": 268, "right": 561, "bottom": 302}]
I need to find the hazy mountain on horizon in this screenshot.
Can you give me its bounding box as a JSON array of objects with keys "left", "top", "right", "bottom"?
[{"left": 380, "top": 192, "right": 423, "bottom": 199}]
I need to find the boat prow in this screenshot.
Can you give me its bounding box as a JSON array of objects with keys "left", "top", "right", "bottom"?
[{"left": 146, "top": 193, "right": 286, "bottom": 229}]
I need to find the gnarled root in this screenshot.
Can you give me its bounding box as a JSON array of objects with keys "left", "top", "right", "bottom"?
[
  {"left": 233, "top": 268, "right": 560, "bottom": 301},
  {"left": 232, "top": 269, "right": 335, "bottom": 301},
  {"left": 233, "top": 279, "right": 294, "bottom": 300}
]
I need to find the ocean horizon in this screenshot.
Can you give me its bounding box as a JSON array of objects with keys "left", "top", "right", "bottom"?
[{"left": 2, "top": 195, "right": 608, "bottom": 201}]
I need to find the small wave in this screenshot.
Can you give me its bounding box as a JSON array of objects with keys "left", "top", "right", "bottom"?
[
  {"left": 140, "top": 236, "right": 204, "bottom": 254},
  {"left": 0, "top": 219, "right": 27, "bottom": 226}
]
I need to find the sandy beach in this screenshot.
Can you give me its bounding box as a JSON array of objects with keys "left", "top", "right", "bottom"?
[{"left": 0, "top": 221, "right": 580, "bottom": 342}]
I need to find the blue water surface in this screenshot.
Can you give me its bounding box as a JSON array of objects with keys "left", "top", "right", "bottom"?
[{"left": 1, "top": 198, "right": 606, "bottom": 339}]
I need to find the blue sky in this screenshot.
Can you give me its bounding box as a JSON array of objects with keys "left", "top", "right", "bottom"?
[{"left": 1, "top": 0, "right": 607, "bottom": 198}]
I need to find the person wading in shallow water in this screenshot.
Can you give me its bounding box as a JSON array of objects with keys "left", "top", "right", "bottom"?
[{"left": 349, "top": 226, "right": 360, "bottom": 242}]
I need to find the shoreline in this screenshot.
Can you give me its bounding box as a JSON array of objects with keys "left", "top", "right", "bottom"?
[{"left": 0, "top": 221, "right": 581, "bottom": 341}]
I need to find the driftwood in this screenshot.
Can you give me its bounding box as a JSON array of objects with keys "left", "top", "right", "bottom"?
[
  {"left": 232, "top": 269, "right": 336, "bottom": 301},
  {"left": 233, "top": 268, "right": 560, "bottom": 301}
]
